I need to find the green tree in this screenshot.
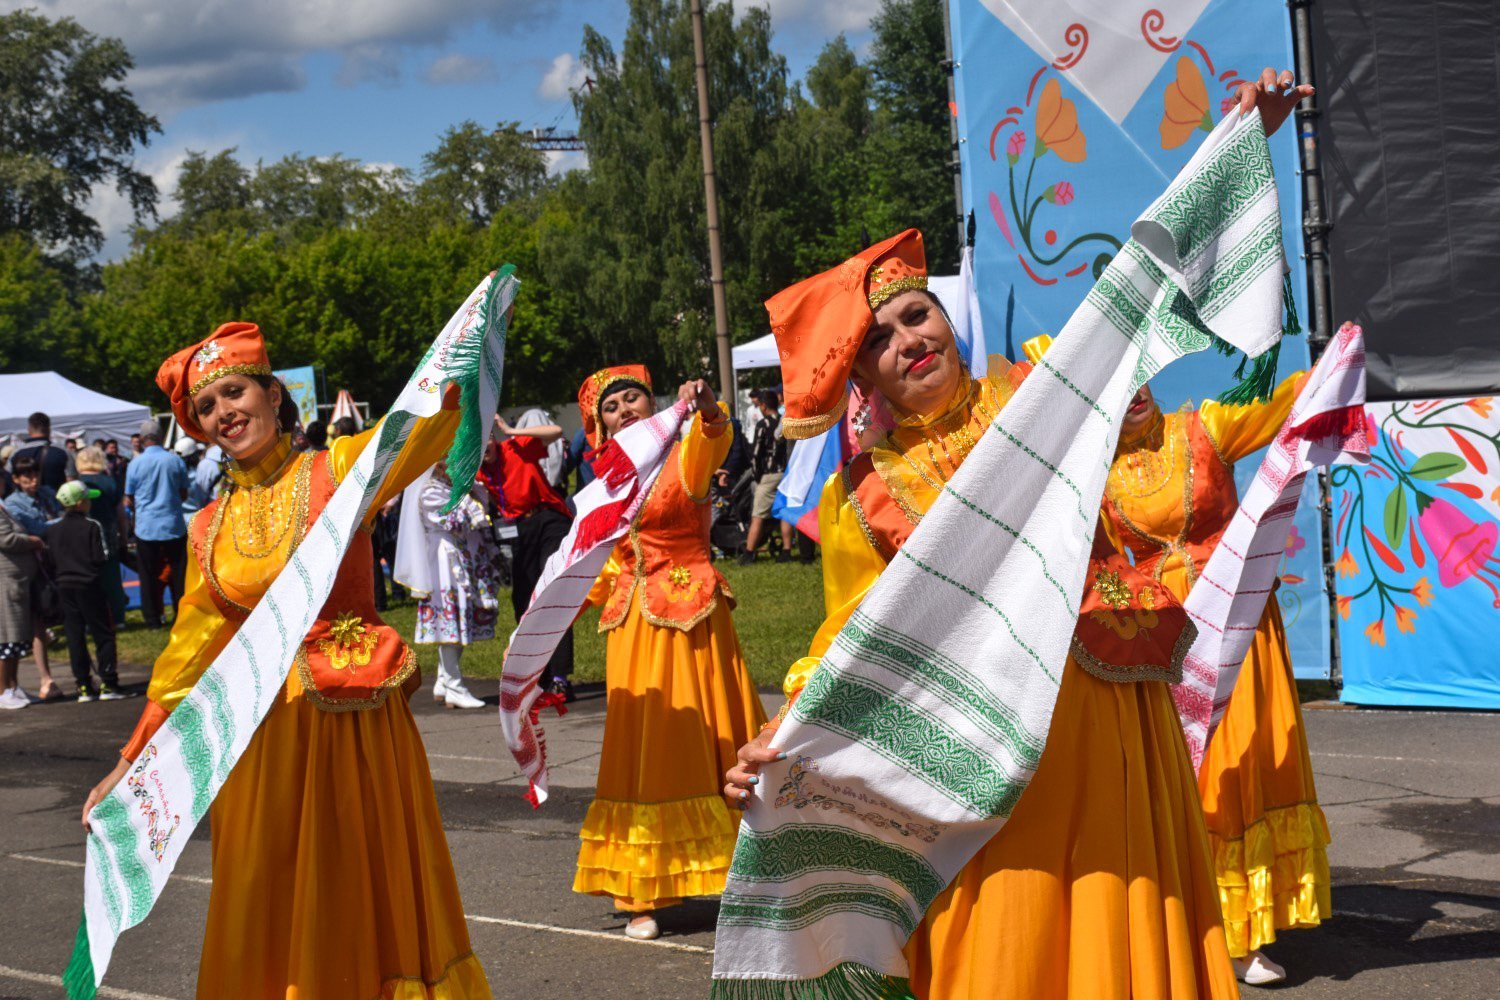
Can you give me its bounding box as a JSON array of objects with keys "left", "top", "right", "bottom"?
[
  {"left": 173, "top": 150, "right": 253, "bottom": 233},
  {"left": 0, "top": 233, "right": 81, "bottom": 369},
  {"left": 419, "top": 122, "right": 547, "bottom": 226},
  {"left": 0, "top": 10, "right": 160, "bottom": 263}
]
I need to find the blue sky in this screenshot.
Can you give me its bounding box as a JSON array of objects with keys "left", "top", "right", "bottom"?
[{"left": 11, "top": 0, "right": 881, "bottom": 258}]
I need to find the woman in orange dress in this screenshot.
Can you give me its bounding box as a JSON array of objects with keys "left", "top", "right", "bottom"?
[
  {"left": 80, "top": 323, "right": 490, "bottom": 999},
  {"left": 573, "top": 369, "right": 767, "bottom": 941},
  {"left": 726, "top": 229, "right": 1237, "bottom": 999},
  {"left": 1103, "top": 374, "right": 1330, "bottom": 986}
]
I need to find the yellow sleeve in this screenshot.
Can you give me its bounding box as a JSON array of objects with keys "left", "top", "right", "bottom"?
[
  {"left": 782, "top": 471, "right": 888, "bottom": 700},
  {"left": 328, "top": 408, "right": 463, "bottom": 528},
  {"left": 1199, "top": 371, "right": 1306, "bottom": 464},
  {"left": 679, "top": 403, "right": 732, "bottom": 502},
  {"left": 585, "top": 547, "right": 623, "bottom": 609},
  {"left": 144, "top": 545, "right": 233, "bottom": 713}
]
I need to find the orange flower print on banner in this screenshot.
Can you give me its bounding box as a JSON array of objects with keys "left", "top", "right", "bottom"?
[
  {"left": 1466, "top": 397, "right": 1494, "bottom": 418},
  {"left": 1411, "top": 576, "right": 1434, "bottom": 606},
  {"left": 1336, "top": 595, "right": 1352, "bottom": 620},
  {"left": 1336, "top": 549, "right": 1359, "bottom": 578},
  {"left": 1160, "top": 56, "right": 1213, "bottom": 150},
  {"left": 1393, "top": 604, "right": 1418, "bottom": 634},
  {"left": 1364, "top": 619, "right": 1386, "bottom": 647},
  {"left": 1035, "top": 79, "right": 1086, "bottom": 163}
]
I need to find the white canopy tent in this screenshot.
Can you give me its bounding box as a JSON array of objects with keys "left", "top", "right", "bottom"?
[{"left": 0, "top": 372, "right": 151, "bottom": 446}]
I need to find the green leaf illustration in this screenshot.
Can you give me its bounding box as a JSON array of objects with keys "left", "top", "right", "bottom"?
[
  {"left": 1408, "top": 453, "right": 1467, "bottom": 481},
  {"left": 1384, "top": 487, "right": 1408, "bottom": 549}
]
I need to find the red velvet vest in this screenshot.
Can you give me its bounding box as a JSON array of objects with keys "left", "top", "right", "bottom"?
[
  {"left": 190, "top": 451, "right": 416, "bottom": 711},
  {"left": 598, "top": 443, "right": 734, "bottom": 632}
]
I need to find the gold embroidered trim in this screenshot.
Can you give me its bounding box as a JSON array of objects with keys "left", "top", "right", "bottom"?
[
  {"left": 1199, "top": 410, "right": 1235, "bottom": 470},
  {"left": 868, "top": 274, "right": 928, "bottom": 310},
  {"left": 1106, "top": 413, "right": 1195, "bottom": 585},
  {"left": 295, "top": 641, "right": 416, "bottom": 713},
  {"left": 781, "top": 392, "right": 848, "bottom": 441},
  {"left": 842, "top": 465, "right": 892, "bottom": 560},
  {"left": 189, "top": 362, "right": 274, "bottom": 396},
  {"left": 1070, "top": 618, "right": 1195, "bottom": 685}
]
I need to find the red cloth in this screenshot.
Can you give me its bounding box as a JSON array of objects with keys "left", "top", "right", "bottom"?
[{"left": 479, "top": 437, "right": 571, "bottom": 520}]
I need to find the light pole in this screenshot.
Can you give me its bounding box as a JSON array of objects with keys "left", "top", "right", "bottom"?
[{"left": 689, "top": 0, "right": 736, "bottom": 404}]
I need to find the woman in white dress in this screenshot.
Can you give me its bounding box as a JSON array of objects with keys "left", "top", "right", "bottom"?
[{"left": 397, "top": 460, "right": 501, "bottom": 709}]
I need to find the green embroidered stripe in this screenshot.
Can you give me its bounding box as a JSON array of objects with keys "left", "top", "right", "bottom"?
[
  {"left": 233, "top": 631, "right": 265, "bottom": 705},
  {"left": 935, "top": 484, "right": 1073, "bottom": 607},
  {"left": 1036, "top": 357, "right": 1109, "bottom": 421},
  {"left": 835, "top": 612, "right": 1048, "bottom": 760},
  {"left": 172, "top": 703, "right": 215, "bottom": 822},
  {"left": 798, "top": 665, "right": 1035, "bottom": 817},
  {"left": 1149, "top": 123, "right": 1271, "bottom": 267},
  {"left": 91, "top": 797, "right": 150, "bottom": 922},
  {"left": 987, "top": 423, "right": 1092, "bottom": 527},
  {"left": 1151, "top": 288, "right": 1214, "bottom": 358},
  {"left": 87, "top": 834, "right": 122, "bottom": 933},
  {"left": 710, "top": 962, "right": 915, "bottom": 1000},
  {"left": 198, "top": 671, "right": 236, "bottom": 786},
  {"left": 1085, "top": 271, "right": 1150, "bottom": 342},
  {"left": 728, "top": 823, "right": 944, "bottom": 910},
  {"left": 719, "top": 882, "right": 918, "bottom": 935},
  {"left": 1195, "top": 219, "right": 1283, "bottom": 320}
]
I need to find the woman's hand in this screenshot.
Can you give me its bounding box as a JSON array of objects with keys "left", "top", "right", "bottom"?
[
  {"left": 1233, "top": 67, "right": 1314, "bottom": 138},
  {"left": 678, "top": 379, "right": 718, "bottom": 418},
  {"left": 493, "top": 414, "right": 515, "bottom": 437},
  {"left": 724, "top": 722, "right": 786, "bottom": 810},
  {"left": 82, "top": 758, "right": 132, "bottom": 832}
]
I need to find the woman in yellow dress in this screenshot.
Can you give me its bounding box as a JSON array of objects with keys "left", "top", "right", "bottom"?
[
  {"left": 1102, "top": 373, "right": 1330, "bottom": 986},
  {"left": 573, "top": 368, "right": 767, "bottom": 941},
  {"left": 726, "top": 227, "right": 1238, "bottom": 999},
  {"left": 80, "top": 322, "right": 491, "bottom": 999}
]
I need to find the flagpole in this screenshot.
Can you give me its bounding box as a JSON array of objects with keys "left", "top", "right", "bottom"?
[{"left": 689, "top": 0, "right": 736, "bottom": 405}]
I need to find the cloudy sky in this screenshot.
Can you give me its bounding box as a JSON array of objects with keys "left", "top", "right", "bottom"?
[{"left": 10, "top": 0, "right": 882, "bottom": 258}]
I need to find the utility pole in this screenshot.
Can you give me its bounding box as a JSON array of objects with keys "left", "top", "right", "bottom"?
[{"left": 689, "top": 0, "right": 736, "bottom": 404}]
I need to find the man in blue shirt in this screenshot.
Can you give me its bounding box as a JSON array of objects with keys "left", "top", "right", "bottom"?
[{"left": 124, "top": 419, "right": 189, "bottom": 628}]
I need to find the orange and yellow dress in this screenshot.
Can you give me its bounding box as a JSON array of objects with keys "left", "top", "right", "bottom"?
[
  {"left": 1102, "top": 374, "right": 1331, "bottom": 958},
  {"left": 783, "top": 372, "right": 1237, "bottom": 999},
  {"left": 120, "top": 421, "right": 491, "bottom": 999},
  {"left": 576, "top": 407, "right": 767, "bottom": 912}
]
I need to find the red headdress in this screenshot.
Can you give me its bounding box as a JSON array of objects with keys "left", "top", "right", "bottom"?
[
  {"left": 765, "top": 229, "right": 927, "bottom": 439},
  {"left": 155, "top": 322, "right": 273, "bottom": 442},
  {"left": 576, "top": 365, "right": 653, "bottom": 449}
]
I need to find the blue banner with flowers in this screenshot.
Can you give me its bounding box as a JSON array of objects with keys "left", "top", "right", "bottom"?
[
  {"left": 950, "top": 0, "right": 1327, "bottom": 676},
  {"left": 1331, "top": 398, "right": 1500, "bottom": 708}
]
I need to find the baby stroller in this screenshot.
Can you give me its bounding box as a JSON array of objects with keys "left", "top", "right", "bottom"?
[{"left": 710, "top": 467, "right": 756, "bottom": 557}]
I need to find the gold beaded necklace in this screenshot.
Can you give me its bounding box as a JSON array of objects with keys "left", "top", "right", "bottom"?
[
  {"left": 226, "top": 447, "right": 302, "bottom": 559},
  {"left": 1110, "top": 413, "right": 1180, "bottom": 499}
]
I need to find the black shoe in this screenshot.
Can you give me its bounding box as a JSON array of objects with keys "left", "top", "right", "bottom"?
[
  {"left": 548, "top": 678, "right": 577, "bottom": 703},
  {"left": 775, "top": 551, "right": 791, "bottom": 563},
  {"left": 736, "top": 551, "right": 755, "bottom": 566}
]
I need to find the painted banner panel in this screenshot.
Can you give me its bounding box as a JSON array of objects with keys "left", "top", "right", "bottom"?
[
  {"left": 1331, "top": 397, "right": 1500, "bottom": 709},
  {"left": 950, "top": 0, "right": 1329, "bottom": 677}
]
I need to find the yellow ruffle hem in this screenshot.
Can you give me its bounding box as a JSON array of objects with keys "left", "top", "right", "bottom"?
[
  {"left": 1212, "top": 801, "right": 1332, "bottom": 956},
  {"left": 574, "top": 795, "right": 740, "bottom": 910}
]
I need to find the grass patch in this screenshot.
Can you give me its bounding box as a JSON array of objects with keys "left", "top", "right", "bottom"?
[{"left": 112, "top": 556, "right": 827, "bottom": 691}]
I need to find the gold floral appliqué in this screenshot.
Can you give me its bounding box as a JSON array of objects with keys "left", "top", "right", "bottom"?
[{"left": 316, "top": 612, "right": 379, "bottom": 671}]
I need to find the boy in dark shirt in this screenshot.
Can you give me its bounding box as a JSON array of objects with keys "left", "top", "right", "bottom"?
[{"left": 45, "top": 482, "right": 123, "bottom": 701}]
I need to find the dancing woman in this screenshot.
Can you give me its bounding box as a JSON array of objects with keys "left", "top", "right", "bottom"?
[
  {"left": 727, "top": 228, "right": 1236, "bottom": 998},
  {"left": 574, "top": 368, "right": 767, "bottom": 940},
  {"left": 80, "top": 323, "right": 491, "bottom": 998},
  {"left": 1101, "top": 373, "right": 1328, "bottom": 986}
]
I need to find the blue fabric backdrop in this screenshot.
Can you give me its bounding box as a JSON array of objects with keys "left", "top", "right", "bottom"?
[{"left": 949, "top": 0, "right": 1329, "bottom": 677}]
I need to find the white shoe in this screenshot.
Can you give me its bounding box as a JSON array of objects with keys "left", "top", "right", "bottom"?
[
  {"left": 1233, "top": 951, "right": 1286, "bottom": 985},
  {"left": 624, "top": 915, "right": 660, "bottom": 941},
  {"left": 443, "top": 682, "right": 484, "bottom": 710},
  {"left": 0, "top": 687, "right": 28, "bottom": 710},
  {"left": 12, "top": 685, "right": 34, "bottom": 704},
  {"left": 432, "top": 675, "right": 448, "bottom": 703}
]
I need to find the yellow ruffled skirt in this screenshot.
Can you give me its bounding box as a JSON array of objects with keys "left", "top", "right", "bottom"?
[
  {"left": 905, "top": 657, "right": 1238, "bottom": 999},
  {"left": 1197, "top": 599, "right": 1331, "bottom": 956},
  {"left": 198, "top": 669, "right": 490, "bottom": 999},
  {"left": 575, "top": 592, "right": 767, "bottom": 912}
]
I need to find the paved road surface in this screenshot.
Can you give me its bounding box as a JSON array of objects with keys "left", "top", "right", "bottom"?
[{"left": 1, "top": 664, "right": 1496, "bottom": 998}]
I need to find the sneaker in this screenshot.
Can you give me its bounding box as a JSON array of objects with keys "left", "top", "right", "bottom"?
[
  {"left": 76, "top": 687, "right": 97, "bottom": 703},
  {"left": 0, "top": 687, "right": 27, "bottom": 710},
  {"left": 624, "top": 915, "right": 660, "bottom": 941},
  {"left": 97, "top": 685, "right": 126, "bottom": 702},
  {"left": 1232, "top": 951, "right": 1286, "bottom": 985},
  {"left": 736, "top": 551, "right": 756, "bottom": 566}
]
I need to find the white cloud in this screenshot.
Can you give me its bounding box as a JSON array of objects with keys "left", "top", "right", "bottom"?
[
  {"left": 424, "top": 52, "right": 497, "bottom": 85},
  {"left": 537, "top": 52, "right": 587, "bottom": 101},
  {"left": 87, "top": 134, "right": 245, "bottom": 261},
  {"left": 742, "top": 0, "right": 881, "bottom": 34},
  {"left": 27, "top": 0, "right": 543, "bottom": 112},
  {"left": 544, "top": 148, "right": 588, "bottom": 176}
]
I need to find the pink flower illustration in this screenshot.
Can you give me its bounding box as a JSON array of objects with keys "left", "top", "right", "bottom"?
[
  {"left": 1044, "top": 181, "right": 1075, "bottom": 205},
  {"left": 1283, "top": 525, "right": 1306, "bottom": 558},
  {"left": 1417, "top": 496, "right": 1500, "bottom": 604},
  {"left": 1006, "top": 130, "right": 1027, "bottom": 165}
]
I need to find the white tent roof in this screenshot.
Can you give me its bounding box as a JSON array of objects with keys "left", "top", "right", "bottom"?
[
  {"left": 731, "top": 272, "right": 984, "bottom": 373},
  {"left": 0, "top": 372, "right": 151, "bottom": 445}
]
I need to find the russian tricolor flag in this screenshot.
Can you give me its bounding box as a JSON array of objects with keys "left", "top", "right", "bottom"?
[{"left": 770, "top": 418, "right": 850, "bottom": 543}]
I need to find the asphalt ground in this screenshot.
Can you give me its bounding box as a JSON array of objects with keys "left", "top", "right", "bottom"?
[{"left": 1, "top": 663, "right": 1497, "bottom": 999}]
